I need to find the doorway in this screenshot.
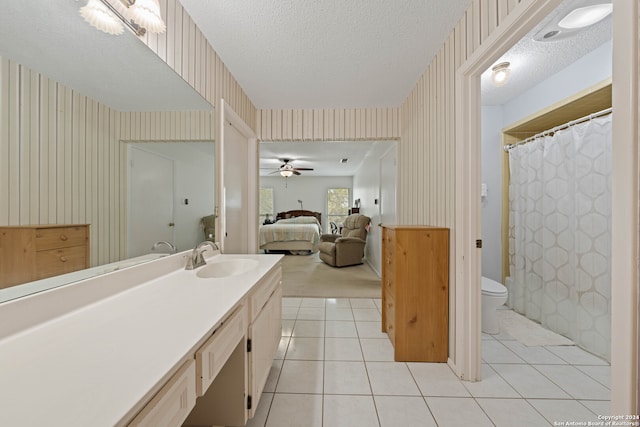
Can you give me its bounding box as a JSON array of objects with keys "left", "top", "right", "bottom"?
[{"left": 456, "top": 0, "right": 637, "bottom": 413}]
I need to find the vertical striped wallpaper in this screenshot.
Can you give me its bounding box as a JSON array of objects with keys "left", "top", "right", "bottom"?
[{"left": 256, "top": 108, "right": 400, "bottom": 141}]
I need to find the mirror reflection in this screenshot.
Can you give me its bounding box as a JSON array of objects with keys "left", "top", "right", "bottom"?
[{"left": 0, "top": 1, "right": 215, "bottom": 302}]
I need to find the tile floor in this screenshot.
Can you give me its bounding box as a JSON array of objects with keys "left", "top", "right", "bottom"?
[{"left": 246, "top": 297, "right": 610, "bottom": 427}]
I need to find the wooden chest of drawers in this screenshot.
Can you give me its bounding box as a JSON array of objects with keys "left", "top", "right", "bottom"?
[
  {"left": 381, "top": 225, "right": 449, "bottom": 362},
  {"left": 0, "top": 225, "right": 90, "bottom": 289}
]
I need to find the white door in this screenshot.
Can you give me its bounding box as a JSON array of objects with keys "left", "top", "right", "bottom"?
[
  {"left": 128, "top": 146, "right": 175, "bottom": 257},
  {"left": 217, "top": 100, "right": 258, "bottom": 254}
]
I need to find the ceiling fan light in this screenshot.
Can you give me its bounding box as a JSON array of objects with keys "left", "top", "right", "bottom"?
[
  {"left": 558, "top": 4, "right": 612, "bottom": 29},
  {"left": 280, "top": 170, "right": 294, "bottom": 178},
  {"left": 127, "top": 0, "right": 166, "bottom": 33},
  {"left": 80, "top": 0, "right": 124, "bottom": 35},
  {"left": 491, "top": 62, "right": 511, "bottom": 87}
]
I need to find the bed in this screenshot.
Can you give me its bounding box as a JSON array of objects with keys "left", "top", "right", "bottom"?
[{"left": 259, "top": 210, "right": 323, "bottom": 254}]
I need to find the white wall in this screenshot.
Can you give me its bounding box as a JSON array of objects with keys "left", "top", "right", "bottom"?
[
  {"left": 480, "top": 107, "right": 504, "bottom": 282},
  {"left": 130, "top": 142, "right": 215, "bottom": 252},
  {"left": 353, "top": 141, "right": 396, "bottom": 277},
  {"left": 481, "top": 39, "right": 612, "bottom": 283},
  {"left": 259, "top": 175, "right": 353, "bottom": 233}
]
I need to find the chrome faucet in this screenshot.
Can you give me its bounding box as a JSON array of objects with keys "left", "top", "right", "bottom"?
[
  {"left": 185, "top": 241, "right": 220, "bottom": 270},
  {"left": 151, "top": 241, "right": 177, "bottom": 253}
]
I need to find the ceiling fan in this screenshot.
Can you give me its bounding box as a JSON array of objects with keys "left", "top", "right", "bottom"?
[{"left": 269, "top": 158, "right": 314, "bottom": 177}]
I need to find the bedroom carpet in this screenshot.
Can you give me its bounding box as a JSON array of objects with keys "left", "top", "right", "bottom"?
[{"left": 280, "top": 252, "right": 382, "bottom": 298}]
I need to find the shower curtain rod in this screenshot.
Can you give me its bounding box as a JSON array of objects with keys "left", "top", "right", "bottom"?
[{"left": 503, "top": 107, "right": 612, "bottom": 152}]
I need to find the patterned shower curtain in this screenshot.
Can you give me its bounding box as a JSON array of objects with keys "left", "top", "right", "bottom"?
[{"left": 508, "top": 114, "right": 612, "bottom": 361}]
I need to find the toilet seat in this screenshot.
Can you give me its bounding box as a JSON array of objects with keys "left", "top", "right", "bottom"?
[{"left": 481, "top": 277, "right": 508, "bottom": 297}]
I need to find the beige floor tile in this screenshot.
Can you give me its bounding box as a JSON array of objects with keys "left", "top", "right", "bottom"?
[
  {"left": 545, "top": 346, "right": 609, "bottom": 365},
  {"left": 476, "top": 398, "right": 551, "bottom": 427},
  {"left": 276, "top": 360, "right": 323, "bottom": 394},
  {"left": 285, "top": 337, "right": 324, "bottom": 360},
  {"left": 297, "top": 307, "right": 326, "bottom": 320},
  {"left": 324, "top": 337, "right": 363, "bottom": 361},
  {"left": 491, "top": 364, "right": 571, "bottom": 399},
  {"left": 461, "top": 364, "right": 519, "bottom": 398},
  {"left": 576, "top": 365, "right": 611, "bottom": 389},
  {"left": 407, "top": 363, "right": 470, "bottom": 397},
  {"left": 325, "top": 298, "right": 351, "bottom": 308},
  {"left": 360, "top": 338, "right": 395, "bottom": 362},
  {"left": 301, "top": 298, "right": 326, "bottom": 307},
  {"left": 534, "top": 364, "right": 611, "bottom": 400},
  {"left": 281, "top": 319, "right": 295, "bottom": 337},
  {"left": 292, "top": 320, "right": 325, "bottom": 337},
  {"left": 528, "top": 399, "right": 601, "bottom": 425},
  {"left": 325, "top": 307, "right": 355, "bottom": 321},
  {"left": 579, "top": 399, "right": 610, "bottom": 417},
  {"left": 324, "top": 361, "right": 371, "bottom": 395},
  {"left": 263, "top": 359, "right": 284, "bottom": 393},
  {"left": 425, "top": 397, "right": 494, "bottom": 427},
  {"left": 266, "top": 393, "right": 323, "bottom": 427},
  {"left": 350, "top": 298, "right": 377, "bottom": 308},
  {"left": 323, "top": 395, "right": 380, "bottom": 427},
  {"left": 281, "top": 297, "right": 303, "bottom": 307},
  {"left": 366, "top": 362, "right": 421, "bottom": 396},
  {"left": 352, "top": 308, "right": 381, "bottom": 321},
  {"left": 374, "top": 396, "right": 437, "bottom": 427},
  {"left": 482, "top": 340, "right": 526, "bottom": 364},
  {"left": 501, "top": 340, "right": 567, "bottom": 364},
  {"left": 275, "top": 336, "right": 289, "bottom": 359},
  {"left": 356, "top": 321, "right": 388, "bottom": 339},
  {"left": 281, "top": 306, "right": 299, "bottom": 320},
  {"left": 325, "top": 321, "right": 358, "bottom": 338}
]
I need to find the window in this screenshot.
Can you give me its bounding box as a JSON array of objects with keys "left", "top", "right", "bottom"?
[
  {"left": 259, "top": 188, "right": 274, "bottom": 224},
  {"left": 327, "top": 188, "right": 350, "bottom": 232}
]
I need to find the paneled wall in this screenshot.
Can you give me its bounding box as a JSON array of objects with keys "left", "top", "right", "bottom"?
[
  {"left": 257, "top": 108, "right": 400, "bottom": 141},
  {"left": 0, "top": 56, "right": 215, "bottom": 267},
  {"left": 124, "top": 0, "right": 257, "bottom": 131}
]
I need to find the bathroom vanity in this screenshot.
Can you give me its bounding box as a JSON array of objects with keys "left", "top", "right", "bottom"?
[{"left": 0, "top": 250, "right": 283, "bottom": 427}]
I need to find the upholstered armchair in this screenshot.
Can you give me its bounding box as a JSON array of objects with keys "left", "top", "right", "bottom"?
[{"left": 319, "top": 214, "right": 371, "bottom": 267}]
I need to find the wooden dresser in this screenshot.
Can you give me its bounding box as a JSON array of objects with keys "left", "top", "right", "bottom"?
[
  {"left": 0, "top": 225, "right": 90, "bottom": 289},
  {"left": 381, "top": 225, "right": 449, "bottom": 362}
]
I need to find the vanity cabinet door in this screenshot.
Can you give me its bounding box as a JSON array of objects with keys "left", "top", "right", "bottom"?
[{"left": 248, "top": 284, "right": 282, "bottom": 418}]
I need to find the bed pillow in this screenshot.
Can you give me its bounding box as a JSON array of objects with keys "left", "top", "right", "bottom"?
[{"left": 277, "top": 216, "right": 321, "bottom": 226}]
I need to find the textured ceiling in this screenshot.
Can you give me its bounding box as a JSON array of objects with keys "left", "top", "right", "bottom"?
[
  {"left": 180, "top": 0, "right": 472, "bottom": 109},
  {"left": 481, "top": 0, "right": 612, "bottom": 106}
]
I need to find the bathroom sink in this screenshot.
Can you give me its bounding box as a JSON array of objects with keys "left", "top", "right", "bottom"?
[{"left": 196, "top": 258, "right": 260, "bottom": 279}]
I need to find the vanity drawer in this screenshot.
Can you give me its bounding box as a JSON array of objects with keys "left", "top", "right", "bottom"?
[
  {"left": 128, "top": 359, "right": 196, "bottom": 427},
  {"left": 35, "top": 246, "right": 87, "bottom": 279},
  {"left": 195, "top": 305, "right": 247, "bottom": 396},
  {"left": 250, "top": 266, "right": 281, "bottom": 322},
  {"left": 35, "top": 226, "right": 87, "bottom": 251}
]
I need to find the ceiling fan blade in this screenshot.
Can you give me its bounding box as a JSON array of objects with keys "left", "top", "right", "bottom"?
[
  {"left": 293, "top": 167, "right": 314, "bottom": 171},
  {"left": 269, "top": 170, "right": 280, "bottom": 174},
  {"left": 293, "top": 170, "right": 301, "bottom": 175}
]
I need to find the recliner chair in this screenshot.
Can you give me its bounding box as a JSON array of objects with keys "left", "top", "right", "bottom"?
[{"left": 318, "top": 214, "right": 370, "bottom": 267}]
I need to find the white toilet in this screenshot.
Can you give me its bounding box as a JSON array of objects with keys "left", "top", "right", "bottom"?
[{"left": 481, "top": 276, "right": 508, "bottom": 334}]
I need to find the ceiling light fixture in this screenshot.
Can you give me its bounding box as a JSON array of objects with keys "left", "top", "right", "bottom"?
[
  {"left": 80, "top": 0, "right": 166, "bottom": 36},
  {"left": 280, "top": 170, "right": 294, "bottom": 178},
  {"left": 558, "top": 3, "right": 612, "bottom": 29},
  {"left": 79, "top": 0, "right": 124, "bottom": 35},
  {"left": 491, "top": 62, "right": 511, "bottom": 87}
]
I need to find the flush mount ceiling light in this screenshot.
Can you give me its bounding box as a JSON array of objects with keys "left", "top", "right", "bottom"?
[
  {"left": 80, "top": 0, "right": 124, "bottom": 35},
  {"left": 491, "top": 62, "right": 511, "bottom": 87},
  {"left": 558, "top": 3, "right": 613, "bottom": 29},
  {"left": 80, "top": 0, "right": 166, "bottom": 36}
]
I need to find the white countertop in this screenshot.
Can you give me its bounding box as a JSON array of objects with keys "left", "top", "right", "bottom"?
[{"left": 0, "top": 252, "right": 282, "bottom": 427}]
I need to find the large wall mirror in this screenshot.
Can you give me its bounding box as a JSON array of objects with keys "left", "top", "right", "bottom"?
[{"left": 0, "top": 1, "right": 215, "bottom": 302}]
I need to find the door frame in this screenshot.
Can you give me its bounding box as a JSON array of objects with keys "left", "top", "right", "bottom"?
[
  {"left": 455, "top": 0, "right": 638, "bottom": 413},
  {"left": 218, "top": 99, "right": 259, "bottom": 253}
]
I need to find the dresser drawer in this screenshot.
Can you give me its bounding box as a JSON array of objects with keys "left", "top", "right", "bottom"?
[
  {"left": 35, "top": 226, "right": 87, "bottom": 251},
  {"left": 195, "top": 305, "right": 247, "bottom": 396},
  {"left": 128, "top": 360, "right": 196, "bottom": 427},
  {"left": 35, "top": 246, "right": 87, "bottom": 279}
]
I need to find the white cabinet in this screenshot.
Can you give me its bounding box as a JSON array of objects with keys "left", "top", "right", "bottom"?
[{"left": 248, "top": 285, "right": 281, "bottom": 417}]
